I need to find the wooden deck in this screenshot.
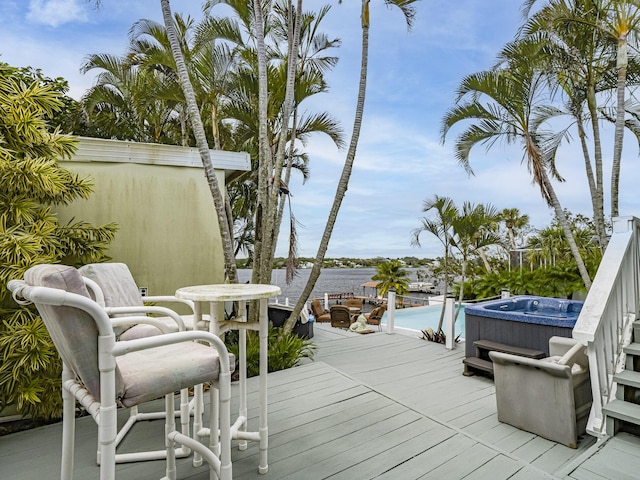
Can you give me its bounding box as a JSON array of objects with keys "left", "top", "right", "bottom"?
[{"left": 1, "top": 323, "right": 639, "bottom": 479}]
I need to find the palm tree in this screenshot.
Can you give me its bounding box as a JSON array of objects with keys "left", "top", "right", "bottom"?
[
  {"left": 287, "top": 0, "right": 419, "bottom": 333},
  {"left": 451, "top": 202, "right": 502, "bottom": 319},
  {"left": 441, "top": 40, "right": 592, "bottom": 291},
  {"left": 500, "top": 207, "right": 530, "bottom": 250},
  {"left": 523, "top": 0, "right": 640, "bottom": 220},
  {"left": 412, "top": 195, "right": 459, "bottom": 333},
  {"left": 597, "top": 0, "right": 640, "bottom": 218},
  {"left": 519, "top": 2, "right": 605, "bottom": 249},
  {"left": 81, "top": 53, "right": 181, "bottom": 143},
  {"left": 372, "top": 260, "right": 410, "bottom": 298},
  {"left": 160, "top": 0, "right": 238, "bottom": 282}
]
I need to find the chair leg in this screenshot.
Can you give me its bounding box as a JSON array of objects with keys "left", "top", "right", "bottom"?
[
  {"left": 165, "top": 394, "right": 177, "bottom": 480},
  {"left": 99, "top": 399, "right": 117, "bottom": 480},
  {"left": 61, "top": 367, "right": 76, "bottom": 480},
  {"left": 97, "top": 390, "right": 193, "bottom": 464}
]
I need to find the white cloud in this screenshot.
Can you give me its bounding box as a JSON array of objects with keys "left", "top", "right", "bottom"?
[{"left": 27, "top": 0, "right": 89, "bottom": 27}]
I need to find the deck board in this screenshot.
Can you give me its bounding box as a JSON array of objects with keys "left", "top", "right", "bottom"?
[{"left": 0, "top": 322, "right": 635, "bottom": 479}]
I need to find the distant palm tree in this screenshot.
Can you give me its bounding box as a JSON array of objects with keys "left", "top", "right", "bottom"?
[
  {"left": 372, "top": 260, "right": 410, "bottom": 298},
  {"left": 451, "top": 202, "right": 502, "bottom": 319},
  {"left": 412, "top": 195, "right": 459, "bottom": 333},
  {"left": 499, "top": 207, "right": 530, "bottom": 250}
]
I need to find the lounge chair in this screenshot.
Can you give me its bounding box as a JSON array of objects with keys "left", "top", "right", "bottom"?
[
  {"left": 311, "top": 299, "right": 331, "bottom": 322},
  {"left": 490, "top": 336, "right": 592, "bottom": 448},
  {"left": 345, "top": 297, "right": 363, "bottom": 315},
  {"left": 8, "top": 264, "right": 233, "bottom": 480},
  {"left": 330, "top": 304, "right": 352, "bottom": 329},
  {"left": 366, "top": 305, "right": 386, "bottom": 330}
]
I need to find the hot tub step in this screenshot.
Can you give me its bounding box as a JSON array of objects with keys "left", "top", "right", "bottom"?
[
  {"left": 473, "top": 339, "right": 546, "bottom": 359},
  {"left": 462, "top": 357, "right": 494, "bottom": 376}
]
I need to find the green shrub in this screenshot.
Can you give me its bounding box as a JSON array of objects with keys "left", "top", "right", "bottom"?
[
  {"left": 226, "top": 326, "right": 316, "bottom": 378},
  {"left": 0, "top": 63, "right": 117, "bottom": 420}
]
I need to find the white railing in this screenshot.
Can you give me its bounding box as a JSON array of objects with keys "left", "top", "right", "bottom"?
[{"left": 573, "top": 216, "right": 640, "bottom": 438}]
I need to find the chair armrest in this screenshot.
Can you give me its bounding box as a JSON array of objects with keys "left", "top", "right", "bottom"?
[
  {"left": 112, "top": 330, "right": 232, "bottom": 374},
  {"left": 490, "top": 351, "right": 573, "bottom": 379},
  {"left": 557, "top": 342, "right": 588, "bottom": 369},
  {"left": 549, "top": 336, "right": 582, "bottom": 357},
  {"left": 105, "top": 306, "right": 186, "bottom": 331},
  {"left": 144, "top": 295, "right": 196, "bottom": 312},
  {"left": 110, "top": 316, "right": 172, "bottom": 334}
]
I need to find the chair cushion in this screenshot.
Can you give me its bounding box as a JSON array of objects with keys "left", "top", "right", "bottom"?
[
  {"left": 116, "top": 343, "right": 235, "bottom": 408},
  {"left": 80, "top": 263, "right": 144, "bottom": 336},
  {"left": 24, "top": 264, "right": 120, "bottom": 401}
]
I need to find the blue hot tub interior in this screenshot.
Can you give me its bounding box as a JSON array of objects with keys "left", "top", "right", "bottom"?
[{"left": 465, "top": 296, "right": 583, "bottom": 328}]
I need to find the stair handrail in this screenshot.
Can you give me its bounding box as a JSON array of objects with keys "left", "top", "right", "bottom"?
[{"left": 573, "top": 216, "right": 640, "bottom": 438}]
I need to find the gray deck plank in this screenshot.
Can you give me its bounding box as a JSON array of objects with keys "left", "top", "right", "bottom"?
[
  {"left": 418, "top": 442, "right": 498, "bottom": 480},
  {"left": 374, "top": 434, "right": 478, "bottom": 479}
]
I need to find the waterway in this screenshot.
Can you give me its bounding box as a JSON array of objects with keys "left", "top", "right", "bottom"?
[
  {"left": 238, "top": 268, "right": 465, "bottom": 335},
  {"left": 237, "top": 267, "right": 429, "bottom": 305}
]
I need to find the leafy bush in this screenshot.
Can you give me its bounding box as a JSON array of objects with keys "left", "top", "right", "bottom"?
[
  {"left": 420, "top": 327, "right": 460, "bottom": 345},
  {"left": 226, "top": 326, "right": 316, "bottom": 378},
  {"left": 0, "top": 63, "right": 117, "bottom": 420}
]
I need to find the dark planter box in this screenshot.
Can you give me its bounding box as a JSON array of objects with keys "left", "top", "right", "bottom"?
[{"left": 268, "top": 304, "right": 314, "bottom": 339}]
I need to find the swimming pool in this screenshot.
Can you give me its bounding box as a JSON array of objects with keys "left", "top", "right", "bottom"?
[{"left": 382, "top": 304, "right": 465, "bottom": 338}]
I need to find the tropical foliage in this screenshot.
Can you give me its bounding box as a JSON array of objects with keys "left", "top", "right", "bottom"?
[
  {"left": 0, "top": 63, "right": 117, "bottom": 420},
  {"left": 225, "top": 326, "right": 316, "bottom": 378},
  {"left": 371, "top": 260, "right": 411, "bottom": 297}
]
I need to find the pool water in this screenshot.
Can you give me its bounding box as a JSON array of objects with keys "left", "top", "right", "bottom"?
[{"left": 382, "top": 304, "right": 466, "bottom": 338}]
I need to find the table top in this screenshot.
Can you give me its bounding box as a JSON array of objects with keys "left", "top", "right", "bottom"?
[{"left": 175, "top": 283, "right": 281, "bottom": 302}]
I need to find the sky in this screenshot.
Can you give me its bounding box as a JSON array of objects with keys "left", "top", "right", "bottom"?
[{"left": 2, "top": 0, "right": 640, "bottom": 260}]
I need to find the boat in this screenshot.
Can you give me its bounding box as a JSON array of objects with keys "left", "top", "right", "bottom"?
[{"left": 408, "top": 281, "right": 437, "bottom": 293}]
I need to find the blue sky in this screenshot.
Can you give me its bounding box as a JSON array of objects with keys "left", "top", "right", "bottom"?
[{"left": 2, "top": 0, "right": 640, "bottom": 259}]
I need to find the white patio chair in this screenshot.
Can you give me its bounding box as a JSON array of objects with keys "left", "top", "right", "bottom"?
[
  {"left": 8, "top": 264, "right": 233, "bottom": 480},
  {"left": 79, "top": 263, "right": 199, "bottom": 464}
]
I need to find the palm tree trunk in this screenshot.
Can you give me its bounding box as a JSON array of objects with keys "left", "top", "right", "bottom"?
[
  {"left": 160, "top": 0, "right": 237, "bottom": 283},
  {"left": 542, "top": 172, "right": 592, "bottom": 291},
  {"left": 585, "top": 86, "right": 607, "bottom": 249},
  {"left": 250, "top": 0, "right": 272, "bottom": 288},
  {"left": 611, "top": 39, "right": 628, "bottom": 218},
  {"left": 263, "top": 0, "right": 303, "bottom": 284},
  {"left": 478, "top": 247, "right": 492, "bottom": 273},
  {"left": 284, "top": 2, "right": 371, "bottom": 334},
  {"left": 455, "top": 258, "right": 466, "bottom": 322}
]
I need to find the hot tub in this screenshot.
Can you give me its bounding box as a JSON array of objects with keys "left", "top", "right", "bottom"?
[{"left": 464, "top": 296, "right": 583, "bottom": 358}]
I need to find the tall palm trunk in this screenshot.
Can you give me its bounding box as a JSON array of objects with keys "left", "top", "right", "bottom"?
[
  {"left": 436, "top": 243, "right": 450, "bottom": 334},
  {"left": 284, "top": 0, "right": 371, "bottom": 333},
  {"left": 579, "top": 94, "right": 607, "bottom": 250},
  {"left": 160, "top": 0, "right": 237, "bottom": 283},
  {"left": 250, "top": 0, "right": 272, "bottom": 288},
  {"left": 262, "top": 0, "right": 303, "bottom": 283},
  {"left": 252, "top": 0, "right": 302, "bottom": 289},
  {"left": 455, "top": 257, "right": 467, "bottom": 322},
  {"left": 611, "top": 36, "right": 628, "bottom": 218},
  {"left": 542, "top": 171, "right": 592, "bottom": 290}
]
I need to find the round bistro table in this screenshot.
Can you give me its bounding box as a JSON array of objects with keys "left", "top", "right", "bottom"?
[{"left": 175, "top": 283, "right": 281, "bottom": 474}]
